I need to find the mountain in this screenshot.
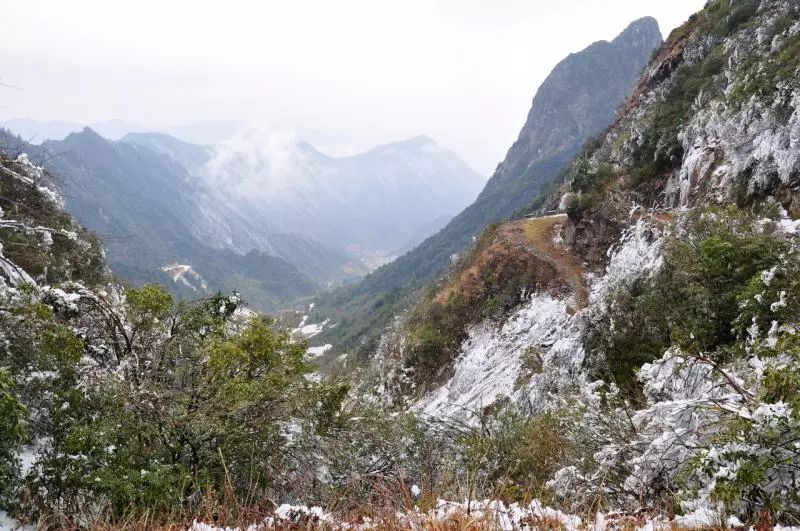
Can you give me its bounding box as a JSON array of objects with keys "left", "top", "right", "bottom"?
[
  {"left": 4, "top": 1, "right": 800, "bottom": 527},
  {"left": 121, "top": 130, "right": 484, "bottom": 264},
  {"left": 0, "top": 125, "right": 482, "bottom": 308},
  {"left": 0, "top": 128, "right": 336, "bottom": 309},
  {"left": 121, "top": 131, "right": 213, "bottom": 175},
  {"left": 313, "top": 17, "right": 663, "bottom": 357},
  {"left": 0, "top": 118, "right": 87, "bottom": 143},
  {"left": 1, "top": 118, "right": 152, "bottom": 142},
  {"left": 3, "top": 121, "right": 485, "bottom": 261},
  {"left": 0, "top": 118, "right": 240, "bottom": 145},
  {"left": 201, "top": 131, "right": 486, "bottom": 256},
  {"left": 364, "top": 0, "right": 800, "bottom": 523}
]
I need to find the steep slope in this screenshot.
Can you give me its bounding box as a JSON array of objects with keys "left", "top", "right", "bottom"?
[
  {"left": 56, "top": 130, "right": 340, "bottom": 272},
  {"left": 314, "top": 17, "right": 663, "bottom": 356},
  {"left": 0, "top": 149, "right": 351, "bottom": 527},
  {"left": 370, "top": 0, "right": 800, "bottom": 523}
]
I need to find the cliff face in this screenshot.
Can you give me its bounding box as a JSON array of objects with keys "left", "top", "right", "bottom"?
[
  {"left": 495, "top": 17, "right": 662, "bottom": 182},
  {"left": 434, "top": 16, "right": 663, "bottom": 244},
  {"left": 559, "top": 0, "right": 800, "bottom": 264},
  {"left": 410, "top": 0, "right": 800, "bottom": 422}
]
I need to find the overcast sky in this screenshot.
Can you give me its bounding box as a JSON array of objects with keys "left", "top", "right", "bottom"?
[{"left": 1, "top": 0, "right": 706, "bottom": 175}]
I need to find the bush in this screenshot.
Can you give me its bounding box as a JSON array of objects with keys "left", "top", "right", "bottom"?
[
  {"left": 1, "top": 286, "right": 352, "bottom": 523},
  {"left": 455, "top": 410, "right": 571, "bottom": 502},
  {"left": 0, "top": 370, "right": 26, "bottom": 504},
  {"left": 589, "top": 206, "right": 789, "bottom": 396}
]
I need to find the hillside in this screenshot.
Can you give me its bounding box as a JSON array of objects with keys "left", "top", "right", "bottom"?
[
  {"left": 0, "top": 149, "right": 360, "bottom": 527},
  {"left": 5, "top": 0, "right": 800, "bottom": 528},
  {"left": 0, "top": 127, "right": 486, "bottom": 310},
  {"left": 360, "top": 0, "right": 800, "bottom": 525},
  {"left": 312, "top": 16, "right": 663, "bottom": 358}
]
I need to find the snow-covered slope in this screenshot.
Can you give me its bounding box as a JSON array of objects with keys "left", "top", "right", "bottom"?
[{"left": 415, "top": 216, "right": 664, "bottom": 420}]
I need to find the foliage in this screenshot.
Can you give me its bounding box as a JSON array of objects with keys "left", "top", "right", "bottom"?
[
  {"left": 567, "top": 160, "right": 620, "bottom": 215},
  {"left": 728, "top": 32, "right": 800, "bottom": 106},
  {"left": 0, "top": 153, "right": 107, "bottom": 286},
  {"left": 589, "top": 206, "right": 790, "bottom": 396},
  {"left": 0, "top": 369, "right": 27, "bottom": 504},
  {"left": 453, "top": 410, "right": 571, "bottom": 503},
  {"left": 0, "top": 281, "right": 350, "bottom": 524},
  {"left": 633, "top": 44, "right": 727, "bottom": 180}
]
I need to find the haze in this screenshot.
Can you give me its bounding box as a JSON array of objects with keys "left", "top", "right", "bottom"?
[{"left": 1, "top": 0, "right": 706, "bottom": 175}]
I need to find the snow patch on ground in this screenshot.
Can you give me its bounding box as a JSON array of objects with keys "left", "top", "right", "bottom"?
[
  {"left": 293, "top": 318, "right": 329, "bottom": 339},
  {"left": 188, "top": 497, "right": 800, "bottom": 530},
  {"left": 416, "top": 294, "right": 575, "bottom": 419},
  {"left": 161, "top": 263, "right": 208, "bottom": 293},
  {"left": 307, "top": 344, "right": 332, "bottom": 358}
]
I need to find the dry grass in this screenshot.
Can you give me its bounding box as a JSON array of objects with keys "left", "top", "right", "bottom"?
[
  {"left": 58, "top": 505, "right": 692, "bottom": 531},
  {"left": 519, "top": 215, "right": 588, "bottom": 309}
]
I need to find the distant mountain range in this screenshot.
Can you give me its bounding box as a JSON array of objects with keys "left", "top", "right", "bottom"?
[
  {"left": 195, "top": 130, "right": 485, "bottom": 255},
  {"left": 0, "top": 125, "right": 483, "bottom": 310},
  {"left": 1, "top": 118, "right": 240, "bottom": 145}
]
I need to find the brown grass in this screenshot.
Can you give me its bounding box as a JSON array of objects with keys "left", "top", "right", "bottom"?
[{"left": 520, "top": 215, "right": 588, "bottom": 309}]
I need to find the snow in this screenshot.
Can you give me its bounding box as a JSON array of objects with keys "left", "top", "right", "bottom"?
[
  {"left": 0, "top": 511, "right": 33, "bottom": 531},
  {"left": 417, "top": 216, "right": 664, "bottom": 420},
  {"left": 294, "top": 318, "right": 329, "bottom": 339},
  {"left": 778, "top": 217, "right": 800, "bottom": 234},
  {"left": 189, "top": 496, "right": 779, "bottom": 530},
  {"left": 674, "top": 506, "right": 720, "bottom": 528},
  {"left": 674, "top": 87, "right": 800, "bottom": 207},
  {"left": 0, "top": 242, "right": 35, "bottom": 286},
  {"left": 161, "top": 263, "right": 208, "bottom": 292},
  {"left": 417, "top": 293, "right": 580, "bottom": 420},
  {"left": 307, "top": 344, "right": 332, "bottom": 358}
]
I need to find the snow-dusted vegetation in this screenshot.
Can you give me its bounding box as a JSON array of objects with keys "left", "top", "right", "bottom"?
[{"left": 2, "top": 0, "right": 800, "bottom": 529}]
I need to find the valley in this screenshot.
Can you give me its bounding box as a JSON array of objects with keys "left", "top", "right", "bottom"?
[{"left": 1, "top": 0, "right": 800, "bottom": 529}]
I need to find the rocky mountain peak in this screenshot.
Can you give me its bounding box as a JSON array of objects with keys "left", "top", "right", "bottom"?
[
  {"left": 497, "top": 18, "right": 662, "bottom": 180},
  {"left": 612, "top": 16, "right": 663, "bottom": 54}
]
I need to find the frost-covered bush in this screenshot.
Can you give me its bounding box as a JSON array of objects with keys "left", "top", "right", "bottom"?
[
  {"left": 0, "top": 369, "right": 26, "bottom": 505},
  {"left": 553, "top": 206, "right": 800, "bottom": 524},
  {"left": 589, "top": 206, "right": 789, "bottom": 396}
]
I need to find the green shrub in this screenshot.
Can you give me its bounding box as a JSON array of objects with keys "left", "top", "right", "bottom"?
[
  {"left": 632, "top": 45, "right": 727, "bottom": 178},
  {"left": 590, "top": 206, "right": 789, "bottom": 396},
  {"left": 0, "top": 370, "right": 27, "bottom": 503},
  {"left": 450, "top": 408, "right": 572, "bottom": 504}
]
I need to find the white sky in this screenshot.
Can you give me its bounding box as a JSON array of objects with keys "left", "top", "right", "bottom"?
[{"left": 1, "top": 0, "right": 706, "bottom": 175}]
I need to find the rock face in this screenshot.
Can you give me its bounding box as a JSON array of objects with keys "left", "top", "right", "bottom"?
[
  {"left": 314, "top": 17, "right": 662, "bottom": 356},
  {"left": 409, "top": 0, "right": 800, "bottom": 416},
  {"left": 495, "top": 17, "right": 663, "bottom": 186}
]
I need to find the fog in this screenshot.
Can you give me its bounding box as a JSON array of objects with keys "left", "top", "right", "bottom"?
[{"left": 1, "top": 0, "right": 706, "bottom": 175}]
